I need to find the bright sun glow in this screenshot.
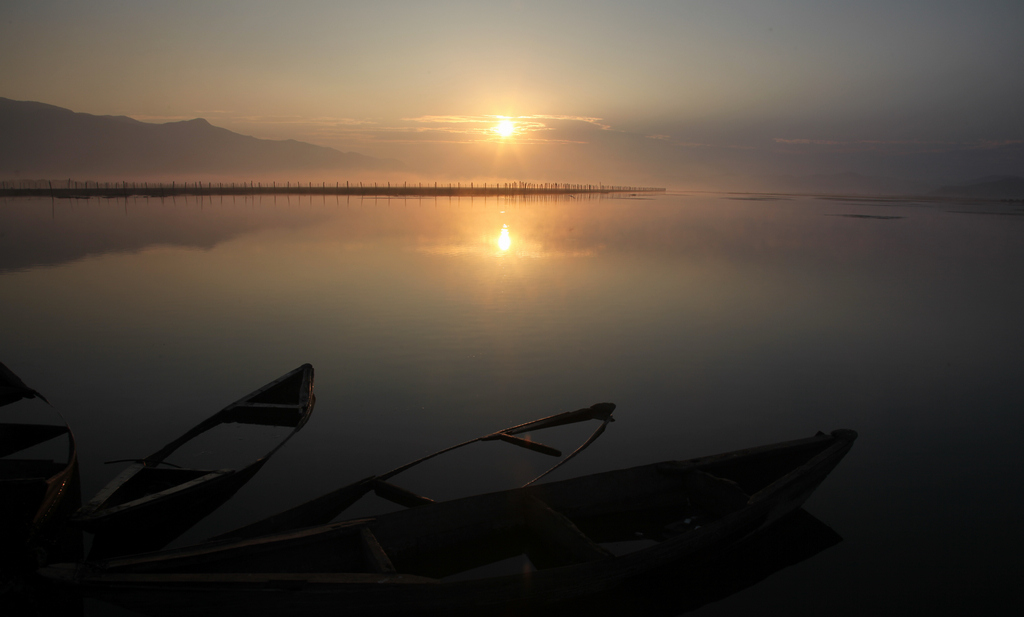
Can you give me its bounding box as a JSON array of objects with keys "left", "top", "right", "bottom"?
[
  {"left": 498, "top": 225, "right": 511, "bottom": 251},
  {"left": 495, "top": 120, "right": 515, "bottom": 138}
]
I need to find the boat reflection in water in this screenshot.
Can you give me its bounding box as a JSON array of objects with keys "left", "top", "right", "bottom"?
[
  {"left": 13, "top": 508, "right": 843, "bottom": 617},
  {"left": 50, "top": 509, "right": 844, "bottom": 617},
  {"left": 535, "top": 507, "right": 842, "bottom": 617}
]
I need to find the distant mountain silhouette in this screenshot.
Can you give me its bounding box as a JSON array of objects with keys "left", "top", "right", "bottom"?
[
  {"left": 0, "top": 98, "right": 400, "bottom": 176},
  {"left": 931, "top": 175, "right": 1024, "bottom": 199}
]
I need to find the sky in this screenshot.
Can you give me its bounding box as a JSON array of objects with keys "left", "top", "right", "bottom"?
[{"left": 2, "top": 0, "right": 1023, "bottom": 188}]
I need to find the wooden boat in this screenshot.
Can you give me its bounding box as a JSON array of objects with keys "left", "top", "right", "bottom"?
[
  {"left": 42, "top": 428, "right": 856, "bottom": 616},
  {"left": 0, "top": 362, "right": 79, "bottom": 568},
  {"left": 70, "top": 364, "right": 315, "bottom": 557}
]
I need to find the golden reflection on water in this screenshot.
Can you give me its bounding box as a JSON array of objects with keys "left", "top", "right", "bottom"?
[{"left": 498, "top": 224, "right": 511, "bottom": 251}]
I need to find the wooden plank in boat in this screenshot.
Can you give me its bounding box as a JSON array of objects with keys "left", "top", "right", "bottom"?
[
  {"left": 482, "top": 433, "right": 561, "bottom": 457},
  {"left": 360, "top": 528, "right": 396, "bottom": 573},
  {"left": 373, "top": 480, "right": 434, "bottom": 509},
  {"left": 524, "top": 495, "right": 612, "bottom": 568}
]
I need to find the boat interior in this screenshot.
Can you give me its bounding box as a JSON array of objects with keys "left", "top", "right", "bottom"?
[{"left": 92, "top": 433, "right": 841, "bottom": 581}]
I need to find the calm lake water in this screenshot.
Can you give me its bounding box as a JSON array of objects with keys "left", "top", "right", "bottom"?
[{"left": 2, "top": 192, "right": 1022, "bottom": 615}]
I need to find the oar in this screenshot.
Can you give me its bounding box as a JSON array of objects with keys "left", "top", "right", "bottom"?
[
  {"left": 502, "top": 402, "right": 615, "bottom": 435},
  {"left": 213, "top": 402, "right": 617, "bottom": 540},
  {"left": 378, "top": 402, "right": 615, "bottom": 481},
  {"left": 481, "top": 433, "right": 562, "bottom": 457},
  {"left": 524, "top": 415, "right": 613, "bottom": 486}
]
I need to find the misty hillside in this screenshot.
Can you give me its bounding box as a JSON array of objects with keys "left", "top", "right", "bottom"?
[
  {"left": 0, "top": 98, "right": 399, "bottom": 176},
  {"left": 931, "top": 176, "right": 1024, "bottom": 199}
]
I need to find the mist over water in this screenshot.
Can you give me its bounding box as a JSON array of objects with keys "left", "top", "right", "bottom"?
[{"left": 2, "top": 192, "right": 1022, "bottom": 614}]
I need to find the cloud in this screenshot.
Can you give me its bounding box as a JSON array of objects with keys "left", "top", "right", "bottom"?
[
  {"left": 523, "top": 115, "right": 614, "bottom": 131},
  {"left": 384, "top": 114, "right": 600, "bottom": 144},
  {"left": 646, "top": 134, "right": 756, "bottom": 150},
  {"left": 773, "top": 138, "right": 849, "bottom": 145},
  {"left": 971, "top": 139, "right": 1024, "bottom": 150},
  {"left": 770, "top": 137, "right": 1024, "bottom": 156}
]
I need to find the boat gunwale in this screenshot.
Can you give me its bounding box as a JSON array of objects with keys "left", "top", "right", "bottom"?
[
  {"left": 30, "top": 422, "right": 79, "bottom": 536},
  {"left": 72, "top": 469, "right": 235, "bottom": 522},
  {"left": 73, "top": 429, "right": 856, "bottom": 581}
]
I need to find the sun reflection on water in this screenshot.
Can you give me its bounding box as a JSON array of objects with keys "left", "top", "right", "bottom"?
[{"left": 498, "top": 224, "right": 511, "bottom": 251}]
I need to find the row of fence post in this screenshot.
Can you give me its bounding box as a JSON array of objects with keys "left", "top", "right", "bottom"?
[{"left": 0, "top": 179, "right": 665, "bottom": 195}]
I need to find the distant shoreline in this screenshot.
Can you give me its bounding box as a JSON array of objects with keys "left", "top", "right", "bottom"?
[{"left": 0, "top": 180, "right": 664, "bottom": 199}]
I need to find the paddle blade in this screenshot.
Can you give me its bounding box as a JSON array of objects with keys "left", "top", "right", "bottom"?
[
  {"left": 505, "top": 403, "right": 616, "bottom": 435},
  {"left": 485, "top": 433, "right": 562, "bottom": 457}
]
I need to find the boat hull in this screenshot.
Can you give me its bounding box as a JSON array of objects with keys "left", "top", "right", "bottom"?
[
  {"left": 1, "top": 423, "right": 80, "bottom": 569},
  {"left": 43, "top": 429, "right": 857, "bottom": 616}
]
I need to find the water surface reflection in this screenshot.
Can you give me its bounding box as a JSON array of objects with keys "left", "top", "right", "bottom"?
[
  {"left": 1, "top": 192, "right": 1022, "bottom": 614},
  {"left": 499, "top": 225, "right": 511, "bottom": 252}
]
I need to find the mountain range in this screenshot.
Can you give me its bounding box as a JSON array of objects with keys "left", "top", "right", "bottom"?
[
  {"left": 0, "top": 97, "right": 398, "bottom": 177},
  {"left": 2, "top": 97, "right": 1022, "bottom": 197}
]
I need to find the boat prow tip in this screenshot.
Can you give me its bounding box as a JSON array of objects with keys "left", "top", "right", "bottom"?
[{"left": 589, "top": 402, "right": 616, "bottom": 419}]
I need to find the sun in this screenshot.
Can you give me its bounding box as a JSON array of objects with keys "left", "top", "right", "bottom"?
[{"left": 494, "top": 119, "right": 515, "bottom": 138}]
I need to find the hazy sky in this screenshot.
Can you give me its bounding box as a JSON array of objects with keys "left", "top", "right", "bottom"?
[{"left": 3, "top": 0, "right": 1023, "bottom": 187}]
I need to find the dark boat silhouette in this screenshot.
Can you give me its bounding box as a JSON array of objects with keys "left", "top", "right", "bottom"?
[
  {"left": 42, "top": 427, "right": 855, "bottom": 616},
  {"left": 71, "top": 364, "right": 315, "bottom": 558},
  {"left": 0, "top": 362, "right": 79, "bottom": 569}
]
